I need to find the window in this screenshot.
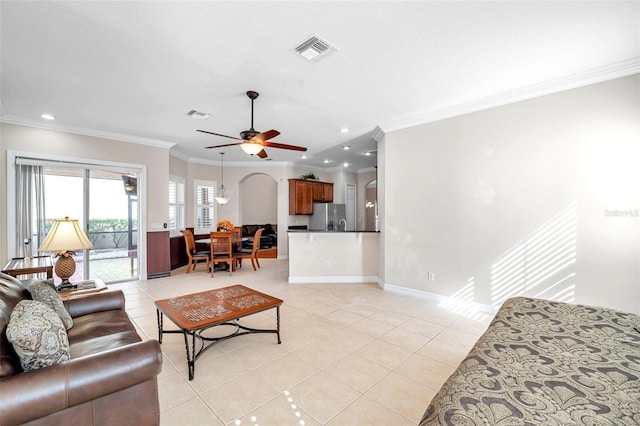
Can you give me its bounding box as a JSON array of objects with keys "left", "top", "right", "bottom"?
[
  {"left": 168, "top": 175, "right": 185, "bottom": 234},
  {"left": 194, "top": 179, "right": 216, "bottom": 233}
]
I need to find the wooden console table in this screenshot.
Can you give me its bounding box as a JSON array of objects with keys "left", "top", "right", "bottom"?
[{"left": 2, "top": 256, "right": 53, "bottom": 279}]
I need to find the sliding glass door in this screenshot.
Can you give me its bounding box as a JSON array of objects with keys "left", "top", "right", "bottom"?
[{"left": 39, "top": 167, "right": 139, "bottom": 284}]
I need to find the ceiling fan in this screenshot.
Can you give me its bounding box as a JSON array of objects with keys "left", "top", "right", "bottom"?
[{"left": 198, "top": 91, "right": 307, "bottom": 158}]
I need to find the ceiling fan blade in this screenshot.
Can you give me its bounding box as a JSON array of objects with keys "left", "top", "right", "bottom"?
[
  {"left": 261, "top": 141, "right": 308, "bottom": 152},
  {"left": 257, "top": 149, "right": 268, "bottom": 159},
  {"left": 250, "top": 129, "right": 280, "bottom": 143},
  {"left": 204, "top": 142, "right": 243, "bottom": 149},
  {"left": 197, "top": 129, "right": 243, "bottom": 141}
]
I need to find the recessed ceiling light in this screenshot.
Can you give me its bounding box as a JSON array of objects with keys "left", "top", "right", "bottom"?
[
  {"left": 323, "top": 159, "right": 331, "bottom": 164},
  {"left": 41, "top": 114, "right": 55, "bottom": 120},
  {"left": 340, "top": 127, "right": 349, "bottom": 133},
  {"left": 365, "top": 152, "right": 371, "bottom": 156},
  {"left": 343, "top": 162, "right": 349, "bottom": 167},
  {"left": 343, "top": 146, "right": 350, "bottom": 150},
  {"left": 300, "top": 155, "right": 308, "bottom": 159}
]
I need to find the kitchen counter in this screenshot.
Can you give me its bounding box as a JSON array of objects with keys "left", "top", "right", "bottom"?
[
  {"left": 288, "top": 231, "right": 380, "bottom": 284},
  {"left": 287, "top": 230, "right": 380, "bottom": 233}
]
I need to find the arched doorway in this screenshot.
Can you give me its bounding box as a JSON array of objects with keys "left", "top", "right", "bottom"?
[
  {"left": 365, "top": 179, "right": 378, "bottom": 231},
  {"left": 239, "top": 173, "right": 278, "bottom": 257}
]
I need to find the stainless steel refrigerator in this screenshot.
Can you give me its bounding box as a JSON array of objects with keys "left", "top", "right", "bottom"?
[{"left": 309, "top": 203, "right": 347, "bottom": 231}]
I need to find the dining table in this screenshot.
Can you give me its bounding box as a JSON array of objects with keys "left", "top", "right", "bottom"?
[
  {"left": 194, "top": 236, "right": 248, "bottom": 247},
  {"left": 195, "top": 235, "right": 248, "bottom": 272}
]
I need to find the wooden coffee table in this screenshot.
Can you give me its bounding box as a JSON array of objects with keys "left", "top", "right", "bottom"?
[{"left": 155, "top": 285, "right": 283, "bottom": 380}]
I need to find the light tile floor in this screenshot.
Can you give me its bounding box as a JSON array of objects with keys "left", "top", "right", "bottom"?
[{"left": 108, "top": 259, "right": 492, "bottom": 426}]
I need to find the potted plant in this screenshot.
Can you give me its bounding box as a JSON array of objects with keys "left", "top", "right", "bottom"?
[{"left": 300, "top": 173, "right": 319, "bottom": 181}]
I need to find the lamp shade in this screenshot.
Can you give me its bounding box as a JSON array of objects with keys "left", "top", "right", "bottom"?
[
  {"left": 38, "top": 217, "right": 93, "bottom": 253},
  {"left": 240, "top": 143, "right": 264, "bottom": 156},
  {"left": 215, "top": 196, "right": 230, "bottom": 205}
]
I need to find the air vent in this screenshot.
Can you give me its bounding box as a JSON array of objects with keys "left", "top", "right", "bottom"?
[
  {"left": 187, "top": 110, "right": 211, "bottom": 119},
  {"left": 294, "top": 35, "right": 336, "bottom": 62}
]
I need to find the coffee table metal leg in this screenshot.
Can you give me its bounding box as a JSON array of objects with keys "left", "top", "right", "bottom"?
[
  {"left": 276, "top": 305, "right": 281, "bottom": 344},
  {"left": 184, "top": 331, "right": 196, "bottom": 380},
  {"left": 156, "top": 309, "right": 163, "bottom": 343}
]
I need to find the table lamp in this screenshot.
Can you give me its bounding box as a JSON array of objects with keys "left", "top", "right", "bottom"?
[{"left": 38, "top": 217, "right": 93, "bottom": 291}]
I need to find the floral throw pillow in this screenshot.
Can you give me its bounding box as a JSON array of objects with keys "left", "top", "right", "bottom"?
[
  {"left": 30, "top": 280, "right": 73, "bottom": 330},
  {"left": 6, "top": 300, "right": 70, "bottom": 371}
]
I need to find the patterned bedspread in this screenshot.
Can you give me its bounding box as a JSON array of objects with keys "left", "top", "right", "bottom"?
[{"left": 420, "top": 297, "right": 640, "bottom": 425}]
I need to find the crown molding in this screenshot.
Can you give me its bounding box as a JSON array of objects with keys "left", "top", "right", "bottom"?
[
  {"left": 371, "top": 126, "right": 385, "bottom": 143},
  {"left": 186, "top": 155, "right": 291, "bottom": 167},
  {"left": 0, "top": 114, "right": 176, "bottom": 149},
  {"left": 168, "top": 149, "right": 191, "bottom": 162},
  {"left": 379, "top": 58, "right": 640, "bottom": 133}
]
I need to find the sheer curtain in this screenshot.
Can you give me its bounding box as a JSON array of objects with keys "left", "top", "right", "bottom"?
[{"left": 15, "top": 164, "right": 46, "bottom": 257}]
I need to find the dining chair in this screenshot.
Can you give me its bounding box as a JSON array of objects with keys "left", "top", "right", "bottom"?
[
  {"left": 209, "top": 232, "right": 236, "bottom": 277},
  {"left": 232, "top": 226, "right": 243, "bottom": 247},
  {"left": 181, "top": 230, "right": 210, "bottom": 273},
  {"left": 236, "top": 228, "right": 263, "bottom": 271}
]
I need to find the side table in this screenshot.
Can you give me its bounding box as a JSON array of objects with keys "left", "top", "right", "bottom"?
[
  {"left": 59, "top": 278, "right": 108, "bottom": 298},
  {"left": 2, "top": 256, "right": 53, "bottom": 279}
]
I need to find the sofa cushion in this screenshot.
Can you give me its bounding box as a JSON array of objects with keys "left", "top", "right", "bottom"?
[
  {"left": 0, "top": 272, "right": 23, "bottom": 286},
  {"left": 0, "top": 274, "right": 31, "bottom": 378},
  {"left": 243, "top": 224, "right": 259, "bottom": 237},
  {"left": 67, "top": 310, "right": 141, "bottom": 358},
  {"left": 261, "top": 223, "right": 275, "bottom": 235},
  {"left": 30, "top": 280, "right": 73, "bottom": 330},
  {"left": 6, "top": 300, "right": 70, "bottom": 371}
]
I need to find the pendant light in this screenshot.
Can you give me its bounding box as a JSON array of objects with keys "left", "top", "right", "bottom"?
[{"left": 215, "top": 152, "right": 230, "bottom": 205}]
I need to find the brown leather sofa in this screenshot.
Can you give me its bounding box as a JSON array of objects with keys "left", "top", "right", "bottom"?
[{"left": 0, "top": 273, "right": 162, "bottom": 425}]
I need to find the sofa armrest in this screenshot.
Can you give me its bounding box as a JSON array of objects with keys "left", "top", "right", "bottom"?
[
  {"left": 64, "top": 289, "right": 126, "bottom": 318},
  {"left": 0, "top": 339, "right": 162, "bottom": 425}
]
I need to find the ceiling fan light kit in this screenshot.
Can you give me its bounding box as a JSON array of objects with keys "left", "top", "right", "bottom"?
[
  {"left": 241, "top": 143, "right": 264, "bottom": 156},
  {"left": 200, "top": 90, "right": 307, "bottom": 158}
]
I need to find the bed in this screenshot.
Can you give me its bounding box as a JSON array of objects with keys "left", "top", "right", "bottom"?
[{"left": 420, "top": 297, "right": 640, "bottom": 425}]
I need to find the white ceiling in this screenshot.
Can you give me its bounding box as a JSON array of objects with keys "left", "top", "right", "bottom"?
[{"left": 1, "top": 1, "right": 638, "bottom": 170}]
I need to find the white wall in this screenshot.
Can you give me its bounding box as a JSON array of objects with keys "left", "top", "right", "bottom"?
[
  {"left": 240, "top": 174, "right": 277, "bottom": 225},
  {"left": 381, "top": 74, "right": 640, "bottom": 313}
]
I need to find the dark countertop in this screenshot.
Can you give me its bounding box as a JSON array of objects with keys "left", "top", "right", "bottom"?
[{"left": 287, "top": 230, "right": 380, "bottom": 233}]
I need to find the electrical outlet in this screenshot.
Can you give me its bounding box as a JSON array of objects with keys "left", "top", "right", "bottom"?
[
  {"left": 428, "top": 272, "right": 435, "bottom": 281},
  {"left": 324, "top": 260, "right": 330, "bottom": 268}
]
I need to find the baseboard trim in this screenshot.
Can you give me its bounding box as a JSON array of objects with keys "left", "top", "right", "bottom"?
[
  {"left": 382, "top": 282, "right": 497, "bottom": 314},
  {"left": 288, "top": 275, "right": 379, "bottom": 284},
  {"left": 286, "top": 274, "right": 497, "bottom": 314}
]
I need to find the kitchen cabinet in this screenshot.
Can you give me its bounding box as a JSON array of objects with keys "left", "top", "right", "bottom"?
[
  {"left": 289, "top": 179, "right": 314, "bottom": 215},
  {"left": 289, "top": 179, "right": 334, "bottom": 215},
  {"left": 312, "top": 182, "right": 334, "bottom": 203},
  {"left": 147, "top": 231, "right": 170, "bottom": 278}
]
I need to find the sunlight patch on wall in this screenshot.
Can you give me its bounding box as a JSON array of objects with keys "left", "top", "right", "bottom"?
[
  {"left": 491, "top": 204, "right": 577, "bottom": 307},
  {"left": 439, "top": 277, "right": 490, "bottom": 321}
]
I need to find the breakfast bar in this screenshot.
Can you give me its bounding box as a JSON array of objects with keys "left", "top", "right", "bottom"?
[{"left": 288, "top": 231, "right": 379, "bottom": 284}]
